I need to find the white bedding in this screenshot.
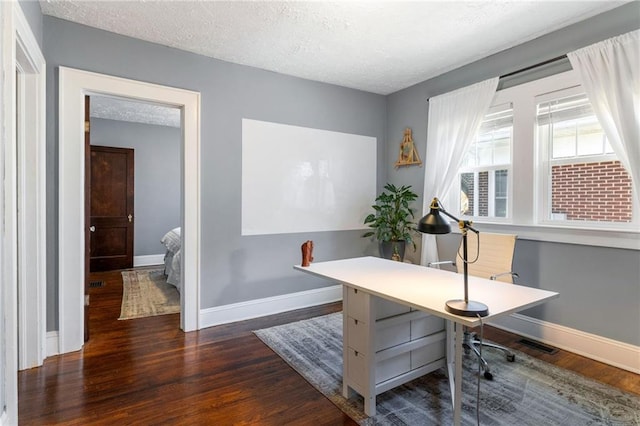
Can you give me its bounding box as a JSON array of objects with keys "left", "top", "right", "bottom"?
[{"left": 161, "top": 227, "right": 181, "bottom": 291}]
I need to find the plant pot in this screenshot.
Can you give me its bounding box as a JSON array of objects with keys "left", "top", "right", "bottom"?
[{"left": 379, "top": 241, "right": 406, "bottom": 262}]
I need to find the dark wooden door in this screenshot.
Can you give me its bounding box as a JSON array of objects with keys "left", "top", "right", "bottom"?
[{"left": 90, "top": 145, "right": 135, "bottom": 272}]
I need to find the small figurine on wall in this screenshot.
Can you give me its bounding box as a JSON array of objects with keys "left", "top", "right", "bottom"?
[
  {"left": 394, "top": 127, "right": 422, "bottom": 168},
  {"left": 301, "top": 240, "right": 314, "bottom": 267}
]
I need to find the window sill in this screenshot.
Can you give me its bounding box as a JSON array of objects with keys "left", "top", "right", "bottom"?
[{"left": 452, "top": 222, "right": 640, "bottom": 251}]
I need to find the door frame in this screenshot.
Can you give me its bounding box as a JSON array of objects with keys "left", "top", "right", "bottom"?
[
  {"left": 1, "top": 1, "right": 47, "bottom": 423},
  {"left": 15, "top": 4, "right": 47, "bottom": 370},
  {"left": 58, "top": 67, "right": 201, "bottom": 353}
]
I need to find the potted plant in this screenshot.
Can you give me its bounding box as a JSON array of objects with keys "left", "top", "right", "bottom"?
[{"left": 362, "top": 183, "right": 419, "bottom": 261}]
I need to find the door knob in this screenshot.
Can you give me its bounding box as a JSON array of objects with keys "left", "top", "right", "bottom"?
[
  {"left": 89, "top": 226, "right": 96, "bottom": 232},
  {"left": 128, "top": 214, "right": 133, "bottom": 223}
]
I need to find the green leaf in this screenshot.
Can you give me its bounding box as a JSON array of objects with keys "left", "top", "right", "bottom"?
[{"left": 361, "top": 182, "right": 419, "bottom": 250}]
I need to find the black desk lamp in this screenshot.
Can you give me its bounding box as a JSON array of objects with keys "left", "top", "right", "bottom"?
[{"left": 418, "top": 197, "right": 489, "bottom": 317}]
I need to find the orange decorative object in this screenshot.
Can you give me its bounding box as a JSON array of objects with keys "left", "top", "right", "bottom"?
[{"left": 301, "top": 240, "right": 314, "bottom": 267}]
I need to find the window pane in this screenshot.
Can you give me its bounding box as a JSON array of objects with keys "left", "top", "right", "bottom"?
[
  {"left": 477, "top": 142, "right": 493, "bottom": 166},
  {"left": 462, "top": 149, "right": 475, "bottom": 167},
  {"left": 537, "top": 93, "right": 594, "bottom": 124},
  {"left": 552, "top": 121, "right": 576, "bottom": 158},
  {"left": 471, "top": 103, "right": 513, "bottom": 167},
  {"left": 494, "top": 138, "right": 510, "bottom": 164},
  {"left": 460, "top": 172, "right": 474, "bottom": 216},
  {"left": 495, "top": 169, "right": 508, "bottom": 197},
  {"left": 541, "top": 93, "right": 610, "bottom": 160},
  {"left": 495, "top": 199, "right": 507, "bottom": 218},
  {"left": 538, "top": 89, "right": 633, "bottom": 225},
  {"left": 494, "top": 169, "right": 508, "bottom": 218},
  {"left": 576, "top": 118, "right": 605, "bottom": 156},
  {"left": 550, "top": 161, "right": 633, "bottom": 223},
  {"left": 459, "top": 103, "right": 512, "bottom": 220},
  {"left": 604, "top": 139, "right": 614, "bottom": 154}
]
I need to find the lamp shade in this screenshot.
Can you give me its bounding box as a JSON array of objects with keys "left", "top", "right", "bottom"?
[{"left": 418, "top": 206, "right": 452, "bottom": 234}]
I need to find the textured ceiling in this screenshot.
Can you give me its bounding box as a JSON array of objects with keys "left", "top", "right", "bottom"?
[
  {"left": 91, "top": 96, "right": 180, "bottom": 128},
  {"left": 40, "top": 1, "right": 626, "bottom": 95},
  {"left": 45, "top": 1, "right": 627, "bottom": 126}
]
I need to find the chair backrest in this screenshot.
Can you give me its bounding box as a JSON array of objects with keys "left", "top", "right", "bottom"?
[{"left": 455, "top": 232, "right": 517, "bottom": 283}]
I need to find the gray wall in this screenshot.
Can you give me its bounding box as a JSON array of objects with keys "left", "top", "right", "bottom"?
[
  {"left": 91, "top": 118, "right": 181, "bottom": 257},
  {"left": 17, "top": 0, "right": 43, "bottom": 49},
  {"left": 387, "top": 2, "right": 640, "bottom": 346},
  {"left": 41, "top": 4, "right": 640, "bottom": 345},
  {"left": 43, "top": 17, "right": 387, "bottom": 330}
]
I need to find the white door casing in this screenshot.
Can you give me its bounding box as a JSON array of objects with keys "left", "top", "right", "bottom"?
[
  {"left": 1, "top": 1, "right": 47, "bottom": 424},
  {"left": 58, "top": 67, "right": 201, "bottom": 353},
  {"left": 14, "top": 2, "right": 47, "bottom": 372}
]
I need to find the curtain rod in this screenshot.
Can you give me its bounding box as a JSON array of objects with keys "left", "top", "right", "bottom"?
[
  {"left": 500, "top": 54, "right": 568, "bottom": 79},
  {"left": 426, "top": 54, "right": 569, "bottom": 101}
]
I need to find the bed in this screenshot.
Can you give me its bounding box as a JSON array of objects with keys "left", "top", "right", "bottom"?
[{"left": 161, "top": 227, "right": 181, "bottom": 291}]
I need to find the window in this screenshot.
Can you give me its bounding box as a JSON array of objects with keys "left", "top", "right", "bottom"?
[
  {"left": 443, "top": 70, "right": 637, "bottom": 247},
  {"left": 457, "top": 103, "right": 513, "bottom": 219},
  {"left": 537, "top": 91, "right": 633, "bottom": 224}
]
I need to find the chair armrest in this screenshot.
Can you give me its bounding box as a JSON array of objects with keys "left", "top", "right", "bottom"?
[
  {"left": 490, "top": 271, "right": 519, "bottom": 281},
  {"left": 428, "top": 260, "right": 455, "bottom": 267}
]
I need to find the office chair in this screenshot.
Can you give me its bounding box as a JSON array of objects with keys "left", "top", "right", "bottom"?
[{"left": 431, "top": 232, "right": 518, "bottom": 380}]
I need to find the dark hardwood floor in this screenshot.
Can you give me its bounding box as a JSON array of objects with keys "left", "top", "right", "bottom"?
[{"left": 18, "top": 268, "right": 639, "bottom": 425}]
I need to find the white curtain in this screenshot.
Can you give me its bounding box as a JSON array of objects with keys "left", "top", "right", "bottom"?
[
  {"left": 567, "top": 30, "right": 640, "bottom": 201},
  {"left": 420, "top": 77, "right": 499, "bottom": 266}
]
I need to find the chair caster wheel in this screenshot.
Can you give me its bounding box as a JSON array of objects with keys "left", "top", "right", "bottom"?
[
  {"left": 506, "top": 354, "right": 515, "bottom": 362},
  {"left": 484, "top": 371, "right": 493, "bottom": 380}
]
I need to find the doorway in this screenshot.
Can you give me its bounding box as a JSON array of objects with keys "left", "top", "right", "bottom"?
[
  {"left": 84, "top": 94, "right": 183, "bottom": 340},
  {"left": 58, "top": 68, "right": 201, "bottom": 354},
  {"left": 86, "top": 94, "right": 183, "bottom": 275}
]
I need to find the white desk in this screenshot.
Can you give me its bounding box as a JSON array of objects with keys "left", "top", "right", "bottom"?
[{"left": 295, "top": 256, "right": 559, "bottom": 425}]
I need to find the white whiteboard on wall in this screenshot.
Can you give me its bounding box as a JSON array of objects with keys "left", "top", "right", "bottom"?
[{"left": 242, "top": 119, "right": 376, "bottom": 236}]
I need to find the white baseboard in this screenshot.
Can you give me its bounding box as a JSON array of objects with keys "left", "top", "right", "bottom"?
[
  {"left": 46, "top": 331, "right": 59, "bottom": 357},
  {"left": 134, "top": 254, "right": 164, "bottom": 267},
  {"left": 45, "top": 288, "right": 639, "bottom": 374},
  {"left": 489, "top": 313, "right": 640, "bottom": 374},
  {"left": 200, "top": 285, "right": 343, "bottom": 328}
]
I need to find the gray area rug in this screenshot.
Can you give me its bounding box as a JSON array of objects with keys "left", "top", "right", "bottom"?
[
  {"left": 254, "top": 312, "right": 639, "bottom": 425},
  {"left": 119, "top": 268, "right": 180, "bottom": 320}
]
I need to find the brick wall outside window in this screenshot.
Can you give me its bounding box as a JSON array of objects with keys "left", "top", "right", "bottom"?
[
  {"left": 479, "top": 171, "right": 489, "bottom": 216},
  {"left": 551, "top": 160, "right": 632, "bottom": 222}
]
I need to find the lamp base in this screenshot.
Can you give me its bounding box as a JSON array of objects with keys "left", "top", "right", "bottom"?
[{"left": 445, "top": 300, "right": 489, "bottom": 317}]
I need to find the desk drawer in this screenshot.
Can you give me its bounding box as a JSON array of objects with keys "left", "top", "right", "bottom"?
[
  {"left": 346, "top": 348, "right": 367, "bottom": 390},
  {"left": 411, "top": 315, "right": 445, "bottom": 338},
  {"left": 411, "top": 341, "right": 446, "bottom": 370},
  {"left": 374, "top": 297, "right": 410, "bottom": 319},
  {"left": 347, "top": 316, "right": 367, "bottom": 353},
  {"left": 346, "top": 287, "right": 368, "bottom": 322},
  {"left": 376, "top": 352, "right": 411, "bottom": 384},
  {"left": 375, "top": 321, "right": 410, "bottom": 352}
]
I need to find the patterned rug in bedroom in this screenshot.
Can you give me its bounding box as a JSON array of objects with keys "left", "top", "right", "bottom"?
[
  {"left": 254, "top": 312, "right": 639, "bottom": 426},
  {"left": 119, "top": 268, "right": 180, "bottom": 320}
]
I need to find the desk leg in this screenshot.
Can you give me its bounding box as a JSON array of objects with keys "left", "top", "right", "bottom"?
[
  {"left": 446, "top": 321, "right": 454, "bottom": 394},
  {"left": 446, "top": 321, "right": 462, "bottom": 426},
  {"left": 454, "top": 323, "right": 463, "bottom": 425},
  {"left": 342, "top": 286, "right": 350, "bottom": 399}
]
